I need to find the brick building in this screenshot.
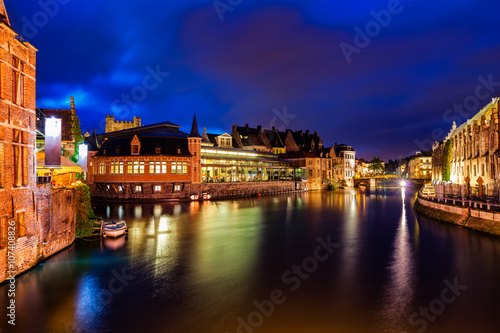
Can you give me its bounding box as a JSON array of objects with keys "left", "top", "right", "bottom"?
[
  {"left": 0, "top": 3, "right": 77, "bottom": 283},
  {"left": 0, "top": 2, "right": 38, "bottom": 282}
]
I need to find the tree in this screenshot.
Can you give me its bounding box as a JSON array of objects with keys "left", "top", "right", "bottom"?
[
  {"left": 71, "top": 114, "right": 84, "bottom": 163},
  {"left": 368, "top": 157, "right": 384, "bottom": 174},
  {"left": 442, "top": 140, "right": 452, "bottom": 181}
]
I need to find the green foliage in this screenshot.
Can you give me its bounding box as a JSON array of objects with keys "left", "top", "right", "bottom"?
[
  {"left": 326, "top": 179, "right": 342, "bottom": 190},
  {"left": 74, "top": 184, "right": 98, "bottom": 238},
  {"left": 71, "top": 114, "right": 84, "bottom": 163},
  {"left": 368, "top": 157, "right": 384, "bottom": 174},
  {"left": 442, "top": 140, "right": 452, "bottom": 181}
]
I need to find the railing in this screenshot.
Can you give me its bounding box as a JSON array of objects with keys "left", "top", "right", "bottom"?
[
  {"left": 37, "top": 176, "right": 52, "bottom": 184},
  {"left": 422, "top": 183, "right": 500, "bottom": 211}
]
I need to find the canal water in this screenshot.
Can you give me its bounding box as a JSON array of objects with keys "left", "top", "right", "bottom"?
[{"left": 1, "top": 187, "right": 500, "bottom": 333}]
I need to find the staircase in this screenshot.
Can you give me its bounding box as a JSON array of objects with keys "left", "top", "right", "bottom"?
[{"left": 421, "top": 183, "right": 435, "bottom": 197}]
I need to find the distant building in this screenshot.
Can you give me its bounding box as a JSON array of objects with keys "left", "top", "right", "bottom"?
[
  {"left": 408, "top": 152, "right": 432, "bottom": 179},
  {"left": 334, "top": 144, "right": 356, "bottom": 186},
  {"left": 105, "top": 114, "right": 141, "bottom": 133}
]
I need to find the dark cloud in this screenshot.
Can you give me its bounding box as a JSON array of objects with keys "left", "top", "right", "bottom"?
[{"left": 5, "top": 0, "right": 500, "bottom": 160}]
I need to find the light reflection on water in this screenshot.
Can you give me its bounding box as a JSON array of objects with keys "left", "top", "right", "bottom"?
[{"left": 1, "top": 189, "right": 499, "bottom": 333}]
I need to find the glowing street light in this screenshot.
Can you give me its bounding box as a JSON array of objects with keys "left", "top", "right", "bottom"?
[{"left": 400, "top": 180, "right": 407, "bottom": 187}]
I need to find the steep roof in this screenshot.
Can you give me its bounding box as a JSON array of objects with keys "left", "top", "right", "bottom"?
[
  {"left": 0, "top": 0, "right": 10, "bottom": 26},
  {"left": 96, "top": 135, "right": 191, "bottom": 157},
  {"left": 189, "top": 114, "right": 202, "bottom": 138}
]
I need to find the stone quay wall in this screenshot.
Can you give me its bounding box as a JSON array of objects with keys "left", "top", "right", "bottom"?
[
  {"left": 414, "top": 195, "right": 500, "bottom": 237},
  {"left": 0, "top": 185, "right": 76, "bottom": 284}
]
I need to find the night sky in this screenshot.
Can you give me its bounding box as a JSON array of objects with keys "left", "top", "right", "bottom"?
[{"left": 6, "top": 0, "right": 500, "bottom": 160}]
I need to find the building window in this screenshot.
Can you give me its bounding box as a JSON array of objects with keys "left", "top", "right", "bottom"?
[
  {"left": 12, "top": 57, "right": 25, "bottom": 106},
  {"left": 154, "top": 185, "right": 162, "bottom": 192},
  {"left": 129, "top": 161, "right": 144, "bottom": 175},
  {"left": 98, "top": 162, "right": 106, "bottom": 175},
  {"left": 13, "top": 130, "right": 28, "bottom": 187},
  {"left": 135, "top": 185, "right": 142, "bottom": 192},
  {"left": 132, "top": 145, "right": 139, "bottom": 155},
  {"left": 16, "top": 212, "right": 26, "bottom": 239},
  {"left": 111, "top": 161, "right": 123, "bottom": 175},
  {"left": 177, "top": 146, "right": 182, "bottom": 154},
  {"left": 118, "top": 186, "right": 123, "bottom": 192},
  {"left": 155, "top": 146, "right": 161, "bottom": 154},
  {"left": 106, "top": 185, "right": 110, "bottom": 191},
  {"left": 171, "top": 161, "right": 188, "bottom": 174},
  {"left": 309, "top": 170, "right": 312, "bottom": 177},
  {"left": 174, "top": 185, "right": 181, "bottom": 191},
  {"left": 482, "top": 164, "right": 485, "bottom": 177}
]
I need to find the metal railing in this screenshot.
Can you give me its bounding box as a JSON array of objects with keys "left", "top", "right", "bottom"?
[{"left": 423, "top": 183, "right": 500, "bottom": 211}]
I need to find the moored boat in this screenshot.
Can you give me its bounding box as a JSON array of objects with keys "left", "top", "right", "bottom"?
[{"left": 103, "top": 220, "right": 128, "bottom": 238}]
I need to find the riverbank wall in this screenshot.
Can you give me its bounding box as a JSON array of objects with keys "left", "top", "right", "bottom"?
[
  {"left": 414, "top": 195, "right": 500, "bottom": 237},
  {"left": 0, "top": 185, "right": 76, "bottom": 284},
  {"left": 91, "top": 181, "right": 306, "bottom": 201}
]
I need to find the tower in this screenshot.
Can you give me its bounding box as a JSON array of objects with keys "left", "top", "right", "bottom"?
[{"left": 188, "top": 114, "right": 202, "bottom": 184}]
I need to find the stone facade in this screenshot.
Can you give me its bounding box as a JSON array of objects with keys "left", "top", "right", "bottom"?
[
  {"left": 105, "top": 114, "right": 141, "bottom": 133},
  {"left": 433, "top": 97, "right": 500, "bottom": 187}
]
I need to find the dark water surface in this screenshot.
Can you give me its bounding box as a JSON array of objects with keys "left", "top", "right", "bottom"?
[{"left": 1, "top": 188, "right": 499, "bottom": 333}]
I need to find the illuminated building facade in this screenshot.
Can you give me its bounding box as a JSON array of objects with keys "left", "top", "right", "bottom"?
[{"left": 433, "top": 97, "right": 499, "bottom": 186}]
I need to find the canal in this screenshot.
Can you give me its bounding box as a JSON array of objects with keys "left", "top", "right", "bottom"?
[{"left": 1, "top": 187, "right": 499, "bottom": 333}]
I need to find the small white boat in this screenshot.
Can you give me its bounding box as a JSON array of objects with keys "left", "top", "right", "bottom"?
[{"left": 103, "top": 220, "right": 128, "bottom": 238}]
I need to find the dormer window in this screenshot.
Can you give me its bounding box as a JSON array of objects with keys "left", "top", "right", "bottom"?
[
  {"left": 131, "top": 135, "right": 141, "bottom": 155},
  {"left": 155, "top": 146, "right": 161, "bottom": 154},
  {"left": 177, "top": 146, "right": 182, "bottom": 154},
  {"left": 116, "top": 146, "right": 121, "bottom": 154}
]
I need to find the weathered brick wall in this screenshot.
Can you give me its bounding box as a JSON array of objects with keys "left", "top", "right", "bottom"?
[
  {"left": 36, "top": 184, "right": 76, "bottom": 258},
  {"left": 0, "top": 185, "right": 76, "bottom": 283}
]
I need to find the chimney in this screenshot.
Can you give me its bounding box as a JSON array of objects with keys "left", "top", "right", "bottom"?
[
  {"left": 298, "top": 130, "right": 303, "bottom": 135},
  {"left": 257, "top": 125, "right": 262, "bottom": 131},
  {"left": 203, "top": 127, "right": 207, "bottom": 136},
  {"left": 305, "top": 130, "right": 310, "bottom": 135},
  {"left": 272, "top": 126, "right": 276, "bottom": 131},
  {"left": 245, "top": 124, "right": 249, "bottom": 129},
  {"left": 70, "top": 96, "right": 75, "bottom": 109}
]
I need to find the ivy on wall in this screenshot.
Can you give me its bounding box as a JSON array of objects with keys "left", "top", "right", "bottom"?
[
  {"left": 442, "top": 140, "right": 452, "bottom": 181},
  {"left": 75, "top": 184, "right": 98, "bottom": 238}
]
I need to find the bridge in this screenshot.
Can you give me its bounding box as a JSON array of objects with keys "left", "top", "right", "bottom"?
[{"left": 354, "top": 176, "right": 428, "bottom": 188}]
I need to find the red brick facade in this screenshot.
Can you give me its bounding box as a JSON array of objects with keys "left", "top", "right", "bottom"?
[{"left": 0, "top": 5, "right": 76, "bottom": 283}]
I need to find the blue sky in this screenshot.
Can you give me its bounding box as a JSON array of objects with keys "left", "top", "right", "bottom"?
[{"left": 6, "top": 0, "right": 500, "bottom": 160}]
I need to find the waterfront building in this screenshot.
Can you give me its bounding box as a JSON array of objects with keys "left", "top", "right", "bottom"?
[
  {"left": 408, "top": 153, "right": 432, "bottom": 179},
  {"left": 0, "top": 3, "right": 77, "bottom": 283},
  {"left": 105, "top": 114, "right": 141, "bottom": 133},
  {"left": 89, "top": 115, "right": 307, "bottom": 200},
  {"left": 0, "top": 2, "right": 38, "bottom": 281},
  {"left": 334, "top": 144, "right": 356, "bottom": 186},
  {"left": 432, "top": 97, "right": 500, "bottom": 187}
]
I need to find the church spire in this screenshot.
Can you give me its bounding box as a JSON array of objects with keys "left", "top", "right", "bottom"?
[
  {"left": 0, "top": 1, "right": 10, "bottom": 26},
  {"left": 189, "top": 113, "right": 201, "bottom": 138}
]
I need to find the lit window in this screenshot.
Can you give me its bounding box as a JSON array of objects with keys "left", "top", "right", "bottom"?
[
  {"left": 135, "top": 185, "right": 142, "bottom": 192},
  {"left": 174, "top": 185, "right": 181, "bottom": 191},
  {"left": 154, "top": 185, "right": 162, "bottom": 192},
  {"left": 118, "top": 186, "right": 123, "bottom": 192}
]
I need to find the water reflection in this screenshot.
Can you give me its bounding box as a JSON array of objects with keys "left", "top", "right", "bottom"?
[
  {"left": 379, "top": 188, "right": 415, "bottom": 331},
  {"left": 1, "top": 191, "right": 499, "bottom": 333}
]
